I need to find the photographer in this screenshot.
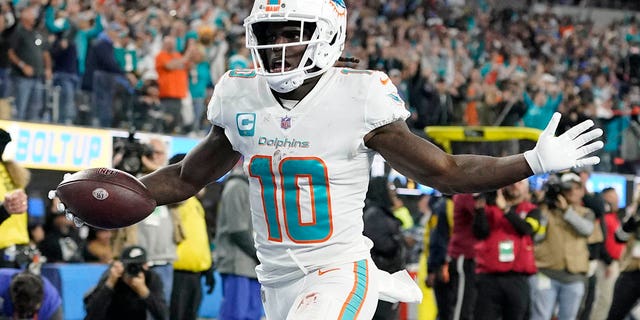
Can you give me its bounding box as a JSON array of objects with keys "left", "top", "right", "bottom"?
[
  {"left": 471, "top": 179, "right": 540, "bottom": 320},
  {"left": 112, "top": 131, "right": 154, "bottom": 177},
  {"left": 84, "top": 245, "right": 168, "bottom": 320},
  {"left": 530, "top": 173, "right": 595, "bottom": 320},
  {"left": 606, "top": 196, "right": 640, "bottom": 320}
]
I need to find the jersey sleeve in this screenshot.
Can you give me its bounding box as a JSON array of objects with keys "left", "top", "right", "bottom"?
[
  {"left": 363, "top": 71, "right": 410, "bottom": 132},
  {"left": 206, "top": 71, "right": 231, "bottom": 128}
]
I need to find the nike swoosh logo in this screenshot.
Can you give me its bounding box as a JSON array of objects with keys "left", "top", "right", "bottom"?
[
  {"left": 380, "top": 77, "right": 390, "bottom": 85},
  {"left": 318, "top": 268, "right": 340, "bottom": 276}
]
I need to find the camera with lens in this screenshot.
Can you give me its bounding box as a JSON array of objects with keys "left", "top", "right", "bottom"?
[
  {"left": 124, "top": 262, "right": 144, "bottom": 276},
  {"left": 542, "top": 174, "right": 579, "bottom": 209},
  {"left": 113, "top": 129, "right": 153, "bottom": 176}
]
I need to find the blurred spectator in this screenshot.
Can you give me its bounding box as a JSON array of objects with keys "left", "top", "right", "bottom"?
[
  {"left": 493, "top": 80, "right": 527, "bottom": 126},
  {"left": 368, "top": 40, "right": 403, "bottom": 72},
  {"left": 114, "top": 34, "right": 138, "bottom": 75},
  {"left": 472, "top": 181, "right": 540, "bottom": 320},
  {"left": 184, "top": 26, "right": 214, "bottom": 133},
  {"left": 557, "top": 97, "right": 592, "bottom": 136},
  {"left": 83, "top": 228, "right": 113, "bottom": 264},
  {"left": 168, "top": 153, "right": 214, "bottom": 320},
  {"left": 73, "top": 7, "right": 104, "bottom": 76},
  {"left": 431, "top": 76, "right": 458, "bottom": 125},
  {"left": 425, "top": 194, "right": 451, "bottom": 319},
  {"left": 576, "top": 167, "right": 608, "bottom": 320},
  {"left": 390, "top": 189, "right": 415, "bottom": 231},
  {"left": 155, "top": 35, "right": 191, "bottom": 134},
  {"left": 606, "top": 203, "right": 640, "bottom": 320},
  {"left": 81, "top": 22, "right": 135, "bottom": 128},
  {"left": 132, "top": 80, "right": 163, "bottom": 132},
  {"left": 0, "top": 129, "right": 31, "bottom": 269},
  {"left": 531, "top": 173, "right": 594, "bottom": 320},
  {"left": 112, "top": 137, "right": 181, "bottom": 304},
  {"left": 186, "top": 27, "right": 214, "bottom": 135},
  {"left": 407, "top": 63, "right": 436, "bottom": 130},
  {"left": 0, "top": 1, "right": 17, "bottom": 118},
  {"left": 593, "top": 73, "right": 616, "bottom": 119},
  {"left": 522, "top": 76, "right": 563, "bottom": 130},
  {"left": 38, "top": 196, "right": 84, "bottom": 263},
  {"left": 27, "top": 222, "right": 44, "bottom": 248},
  {"left": 617, "top": 43, "right": 640, "bottom": 88},
  {"left": 443, "top": 194, "right": 478, "bottom": 320},
  {"left": 227, "top": 36, "right": 250, "bottom": 71},
  {"left": 204, "top": 24, "right": 228, "bottom": 86},
  {"left": 590, "top": 187, "right": 625, "bottom": 320},
  {"left": 170, "top": 20, "right": 188, "bottom": 53},
  {"left": 8, "top": 6, "right": 51, "bottom": 121},
  {"left": 389, "top": 68, "right": 410, "bottom": 107},
  {"left": 406, "top": 193, "right": 433, "bottom": 264},
  {"left": 464, "top": 68, "right": 484, "bottom": 125},
  {"left": 44, "top": 0, "right": 105, "bottom": 75},
  {"left": 363, "top": 177, "right": 406, "bottom": 320},
  {"left": 49, "top": 32, "right": 79, "bottom": 125},
  {"left": 84, "top": 245, "right": 168, "bottom": 320},
  {"left": 598, "top": 100, "right": 629, "bottom": 173},
  {"left": 214, "top": 161, "right": 262, "bottom": 320},
  {"left": 0, "top": 268, "right": 62, "bottom": 320}
]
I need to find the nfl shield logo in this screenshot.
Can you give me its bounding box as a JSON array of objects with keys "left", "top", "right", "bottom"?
[{"left": 281, "top": 116, "right": 291, "bottom": 129}]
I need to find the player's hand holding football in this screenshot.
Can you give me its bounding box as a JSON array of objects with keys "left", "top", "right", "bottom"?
[
  {"left": 54, "top": 168, "right": 156, "bottom": 229},
  {"left": 524, "top": 112, "right": 604, "bottom": 175}
]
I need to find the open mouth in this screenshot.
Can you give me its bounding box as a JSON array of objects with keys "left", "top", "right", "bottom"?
[{"left": 270, "top": 60, "right": 294, "bottom": 73}]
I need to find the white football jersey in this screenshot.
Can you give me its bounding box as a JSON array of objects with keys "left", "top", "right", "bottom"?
[{"left": 208, "top": 67, "right": 409, "bottom": 286}]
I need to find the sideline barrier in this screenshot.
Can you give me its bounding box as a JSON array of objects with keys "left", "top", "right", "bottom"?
[
  {"left": 41, "top": 264, "right": 108, "bottom": 320},
  {"left": 40, "top": 263, "right": 224, "bottom": 320}
]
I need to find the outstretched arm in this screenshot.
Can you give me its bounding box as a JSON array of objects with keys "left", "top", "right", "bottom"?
[
  {"left": 366, "top": 120, "right": 532, "bottom": 194},
  {"left": 366, "top": 113, "right": 602, "bottom": 194},
  {"left": 141, "top": 126, "right": 241, "bottom": 205}
]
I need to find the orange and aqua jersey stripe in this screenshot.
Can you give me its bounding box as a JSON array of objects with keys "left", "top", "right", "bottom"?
[{"left": 338, "top": 260, "right": 369, "bottom": 319}]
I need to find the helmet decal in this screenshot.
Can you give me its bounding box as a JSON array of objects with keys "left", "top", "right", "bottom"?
[{"left": 265, "top": 0, "right": 282, "bottom": 12}]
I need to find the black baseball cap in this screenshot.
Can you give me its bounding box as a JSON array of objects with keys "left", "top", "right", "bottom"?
[{"left": 120, "top": 246, "right": 147, "bottom": 264}]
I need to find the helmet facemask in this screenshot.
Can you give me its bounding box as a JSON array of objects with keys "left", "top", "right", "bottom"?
[{"left": 245, "top": 1, "right": 346, "bottom": 93}]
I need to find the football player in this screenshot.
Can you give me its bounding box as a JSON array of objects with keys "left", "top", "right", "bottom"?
[{"left": 65, "top": 0, "right": 603, "bottom": 318}]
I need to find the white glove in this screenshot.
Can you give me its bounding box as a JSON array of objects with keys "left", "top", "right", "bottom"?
[{"left": 524, "top": 112, "right": 604, "bottom": 175}]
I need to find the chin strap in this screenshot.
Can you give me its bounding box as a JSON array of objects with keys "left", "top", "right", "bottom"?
[{"left": 266, "top": 70, "right": 307, "bottom": 93}]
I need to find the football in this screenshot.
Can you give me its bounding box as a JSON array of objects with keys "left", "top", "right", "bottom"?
[{"left": 56, "top": 168, "right": 157, "bottom": 229}]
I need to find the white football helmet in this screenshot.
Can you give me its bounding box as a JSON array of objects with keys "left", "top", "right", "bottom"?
[{"left": 244, "top": 0, "right": 347, "bottom": 93}]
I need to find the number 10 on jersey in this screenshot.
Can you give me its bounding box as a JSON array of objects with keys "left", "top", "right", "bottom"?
[{"left": 249, "top": 156, "right": 333, "bottom": 243}]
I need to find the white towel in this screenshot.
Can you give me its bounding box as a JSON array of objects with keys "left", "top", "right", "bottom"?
[{"left": 376, "top": 269, "right": 423, "bottom": 304}]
